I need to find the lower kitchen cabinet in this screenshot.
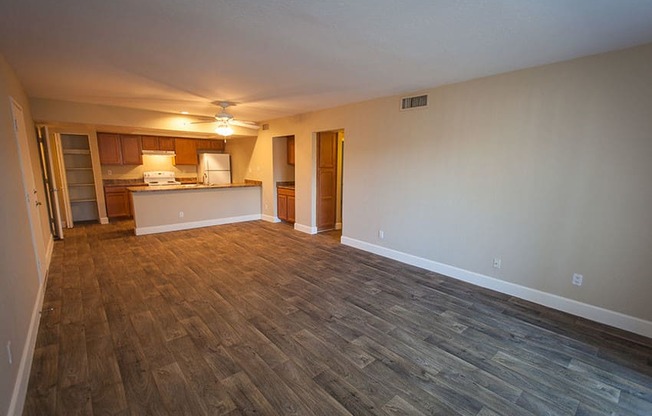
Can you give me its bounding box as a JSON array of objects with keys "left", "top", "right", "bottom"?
[
  {"left": 104, "top": 186, "right": 132, "bottom": 218},
  {"left": 277, "top": 186, "right": 295, "bottom": 223}
]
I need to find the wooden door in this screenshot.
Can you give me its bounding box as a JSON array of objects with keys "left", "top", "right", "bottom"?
[
  {"left": 316, "top": 131, "right": 337, "bottom": 231},
  {"left": 120, "top": 135, "right": 142, "bottom": 165},
  {"left": 97, "top": 133, "right": 122, "bottom": 164}
]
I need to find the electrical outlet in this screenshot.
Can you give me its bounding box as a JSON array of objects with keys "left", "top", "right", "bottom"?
[
  {"left": 493, "top": 258, "right": 502, "bottom": 269},
  {"left": 107, "top": 169, "right": 112, "bottom": 175},
  {"left": 6, "top": 341, "right": 12, "bottom": 364},
  {"left": 178, "top": 211, "right": 184, "bottom": 218},
  {"left": 378, "top": 230, "right": 384, "bottom": 240},
  {"left": 572, "top": 273, "right": 583, "bottom": 286}
]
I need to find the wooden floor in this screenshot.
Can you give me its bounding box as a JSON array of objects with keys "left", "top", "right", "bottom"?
[{"left": 24, "top": 220, "right": 652, "bottom": 415}]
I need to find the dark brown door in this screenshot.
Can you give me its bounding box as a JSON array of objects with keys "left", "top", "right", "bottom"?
[{"left": 317, "top": 131, "right": 337, "bottom": 231}]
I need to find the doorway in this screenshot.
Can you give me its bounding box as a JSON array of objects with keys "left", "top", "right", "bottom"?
[{"left": 316, "top": 130, "right": 344, "bottom": 232}]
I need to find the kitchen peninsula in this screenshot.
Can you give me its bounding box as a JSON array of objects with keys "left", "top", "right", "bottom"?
[{"left": 128, "top": 181, "right": 262, "bottom": 235}]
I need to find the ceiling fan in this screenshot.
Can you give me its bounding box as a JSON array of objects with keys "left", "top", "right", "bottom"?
[{"left": 190, "top": 102, "right": 260, "bottom": 136}]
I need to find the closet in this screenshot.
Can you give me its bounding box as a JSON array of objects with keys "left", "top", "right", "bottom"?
[{"left": 60, "top": 134, "right": 100, "bottom": 223}]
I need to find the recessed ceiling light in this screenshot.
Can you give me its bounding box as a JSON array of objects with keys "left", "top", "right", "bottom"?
[{"left": 180, "top": 111, "right": 189, "bottom": 115}]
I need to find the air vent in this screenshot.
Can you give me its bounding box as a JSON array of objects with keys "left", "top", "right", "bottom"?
[
  {"left": 400, "top": 94, "right": 428, "bottom": 110},
  {"left": 262, "top": 123, "right": 270, "bottom": 130}
]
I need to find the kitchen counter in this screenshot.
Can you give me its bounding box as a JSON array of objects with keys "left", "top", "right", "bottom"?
[
  {"left": 128, "top": 182, "right": 259, "bottom": 192},
  {"left": 130, "top": 181, "right": 262, "bottom": 235},
  {"left": 276, "top": 181, "right": 295, "bottom": 190}
]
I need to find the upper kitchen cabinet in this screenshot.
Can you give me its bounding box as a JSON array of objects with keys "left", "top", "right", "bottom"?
[
  {"left": 97, "top": 133, "right": 142, "bottom": 165},
  {"left": 142, "top": 136, "right": 175, "bottom": 151},
  {"left": 196, "top": 138, "right": 225, "bottom": 152},
  {"left": 97, "top": 133, "right": 122, "bottom": 164},
  {"left": 287, "top": 136, "right": 295, "bottom": 166},
  {"left": 121, "top": 135, "right": 142, "bottom": 164},
  {"left": 210, "top": 139, "right": 226, "bottom": 151},
  {"left": 174, "top": 138, "right": 198, "bottom": 165}
]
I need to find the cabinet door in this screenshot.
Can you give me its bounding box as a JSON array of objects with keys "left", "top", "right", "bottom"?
[
  {"left": 277, "top": 193, "right": 288, "bottom": 221},
  {"left": 159, "top": 137, "right": 175, "bottom": 150},
  {"left": 97, "top": 133, "right": 122, "bottom": 165},
  {"left": 120, "top": 135, "right": 142, "bottom": 165},
  {"left": 105, "top": 187, "right": 130, "bottom": 217},
  {"left": 287, "top": 137, "right": 295, "bottom": 166},
  {"left": 287, "top": 194, "right": 295, "bottom": 223},
  {"left": 141, "top": 136, "right": 159, "bottom": 150},
  {"left": 174, "top": 138, "right": 198, "bottom": 165},
  {"left": 196, "top": 139, "right": 211, "bottom": 151},
  {"left": 210, "top": 139, "right": 225, "bottom": 151}
]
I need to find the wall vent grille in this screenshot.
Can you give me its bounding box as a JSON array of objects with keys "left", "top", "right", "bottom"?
[
  {"left": 262, "top": 123, "right": 270, "bottom": 130},
  {"left": 400, "top": 94, "right": 428, "bottom": 110}
]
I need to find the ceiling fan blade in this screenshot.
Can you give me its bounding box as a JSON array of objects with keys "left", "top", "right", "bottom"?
[
  {"left": 188, "top": 120, "right": 216, "bottom": 125},
  {"left": 230, "top": 119, "right": 260, "bottom": 130}
]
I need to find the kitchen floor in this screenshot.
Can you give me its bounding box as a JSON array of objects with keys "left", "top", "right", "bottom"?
[{"left": 24, "top": 220, "right": 652, "bottom": 415}]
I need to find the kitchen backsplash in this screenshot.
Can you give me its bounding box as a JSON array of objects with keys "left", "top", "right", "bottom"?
[{"left": 100, "top": 154, "right": 197, "bottom": 180}]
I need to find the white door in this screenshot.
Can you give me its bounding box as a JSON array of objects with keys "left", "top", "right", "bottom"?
[{"left": 11, "top": 98, "right": 47, "bottom": 282}]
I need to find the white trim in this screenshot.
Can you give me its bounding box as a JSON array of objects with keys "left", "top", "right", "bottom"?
[
  {"left": 99, "top": 217, "right": 109, "bottom": 225},
  {"left": 135, "top": 214, "right": 261, "bottom": 236},
  {"left": 335, "top": 222, "right": 342, "bottom": 230},
  {"left": 45, "top": 236, "right": 54, "bottom": 269},
  {"left": 262, "top": 214, "right": 280, "bottom": 223},
  {"left": 294, "top": 223, "right": 317, "bottom": 234},
  {"left": 7, "top": 277, "right": 47, "bottom": 416},
  {"left": 341, "top": 236, "right": 652, "bottom": 339}
]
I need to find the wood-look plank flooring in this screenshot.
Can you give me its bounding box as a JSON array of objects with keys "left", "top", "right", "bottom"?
[{"left": 24, "top": 220, "right": 652, "bottom": 415}]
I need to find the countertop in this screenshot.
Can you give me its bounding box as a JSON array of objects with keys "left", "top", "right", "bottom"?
[
  {"left": 276, "top": 181, "right": 295, "bottom": 190},
  {"left": 128, "top": 182, "right": 261, "bottom": 192}
]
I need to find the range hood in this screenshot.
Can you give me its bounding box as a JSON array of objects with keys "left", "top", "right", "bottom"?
[{"left": 142, "top": 150, "right": 176, "bottom": 156}]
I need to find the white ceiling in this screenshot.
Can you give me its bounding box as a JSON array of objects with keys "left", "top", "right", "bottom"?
[{"left": 2, "top": 0, "right": 652, "bottom": 123}]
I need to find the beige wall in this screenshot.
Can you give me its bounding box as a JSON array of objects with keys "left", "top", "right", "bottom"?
[
  {"left": 255, "top": 44, "right": 652, "bottom": 324},
  {"left": 0, "top": 54, "right": 50, "bottom": 415},
  {"left": 24, "top": 44, "right": 652, "bottom": 327}
]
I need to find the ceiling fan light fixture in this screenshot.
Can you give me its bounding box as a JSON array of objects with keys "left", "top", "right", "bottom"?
[{"left": 215, "top": 121, "right": 233, "bottom": 137}]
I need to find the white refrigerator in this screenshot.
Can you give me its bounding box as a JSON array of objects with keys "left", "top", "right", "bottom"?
[{"left": 198, "top": 153, "right": 231, "bottom": 185}]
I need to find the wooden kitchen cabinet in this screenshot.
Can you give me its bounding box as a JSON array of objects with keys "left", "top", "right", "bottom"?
[
  {"left": 287, "top": 137, "right": 295, "bottom": 165},
  {"left": 277, "top": 186, "right": 295, "bottom": 223},
  {"left": 142, "top": 136, "right": 176, "bottom": 151},
  {"left": 210, "top": 139, "right": 226, "bottom": 151},
  {"left": 141, "top": 136, "right": 159, "bottom": 150},
  {"left": 97, "top": 133, "right": 142, "bottom": 165},
  {"left": 120, "top": 135, "right": 142, "bottom": 165},
  {"left": 196, "top": 139, "right": 225, "bottom": 152},
  {"left": 174, "top": 138, "right": 198, "bottom": 165},
  {"left": 104, "top": 186, "right": 132, "bottom": 218},
  {"left": 159, "top": 137, "right": 175, "bottom": 150},
  {"left": 97, "top": 133, "right": 122, "bottom": 164}
]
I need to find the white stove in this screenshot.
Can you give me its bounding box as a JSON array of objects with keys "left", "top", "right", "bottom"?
[{"left": 143, "top": 171, "right": 181, "bottom": 186}]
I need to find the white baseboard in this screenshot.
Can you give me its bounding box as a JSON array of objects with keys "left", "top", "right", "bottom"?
[
  {"left": 262, "top": 214, "right": 280, "bottom": 223},
  {"left": 135, "top": 214, "right": 262, "bottom": 236},
  {"left": 341, "top": 236, "right": 652, "bottom": 339},
  {"left": 294, "top": 223, "right": 317, "bottom": 234},
  {"left": 7, "top": 276, "right": 47, "bottom": 416},
  {"left": 99, "top": 216, "right": 109, "bottom": 225}
]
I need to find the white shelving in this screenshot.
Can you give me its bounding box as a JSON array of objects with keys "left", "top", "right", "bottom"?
[{"left": 61, "top": 134, "right": 99, "bottom": 222}]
